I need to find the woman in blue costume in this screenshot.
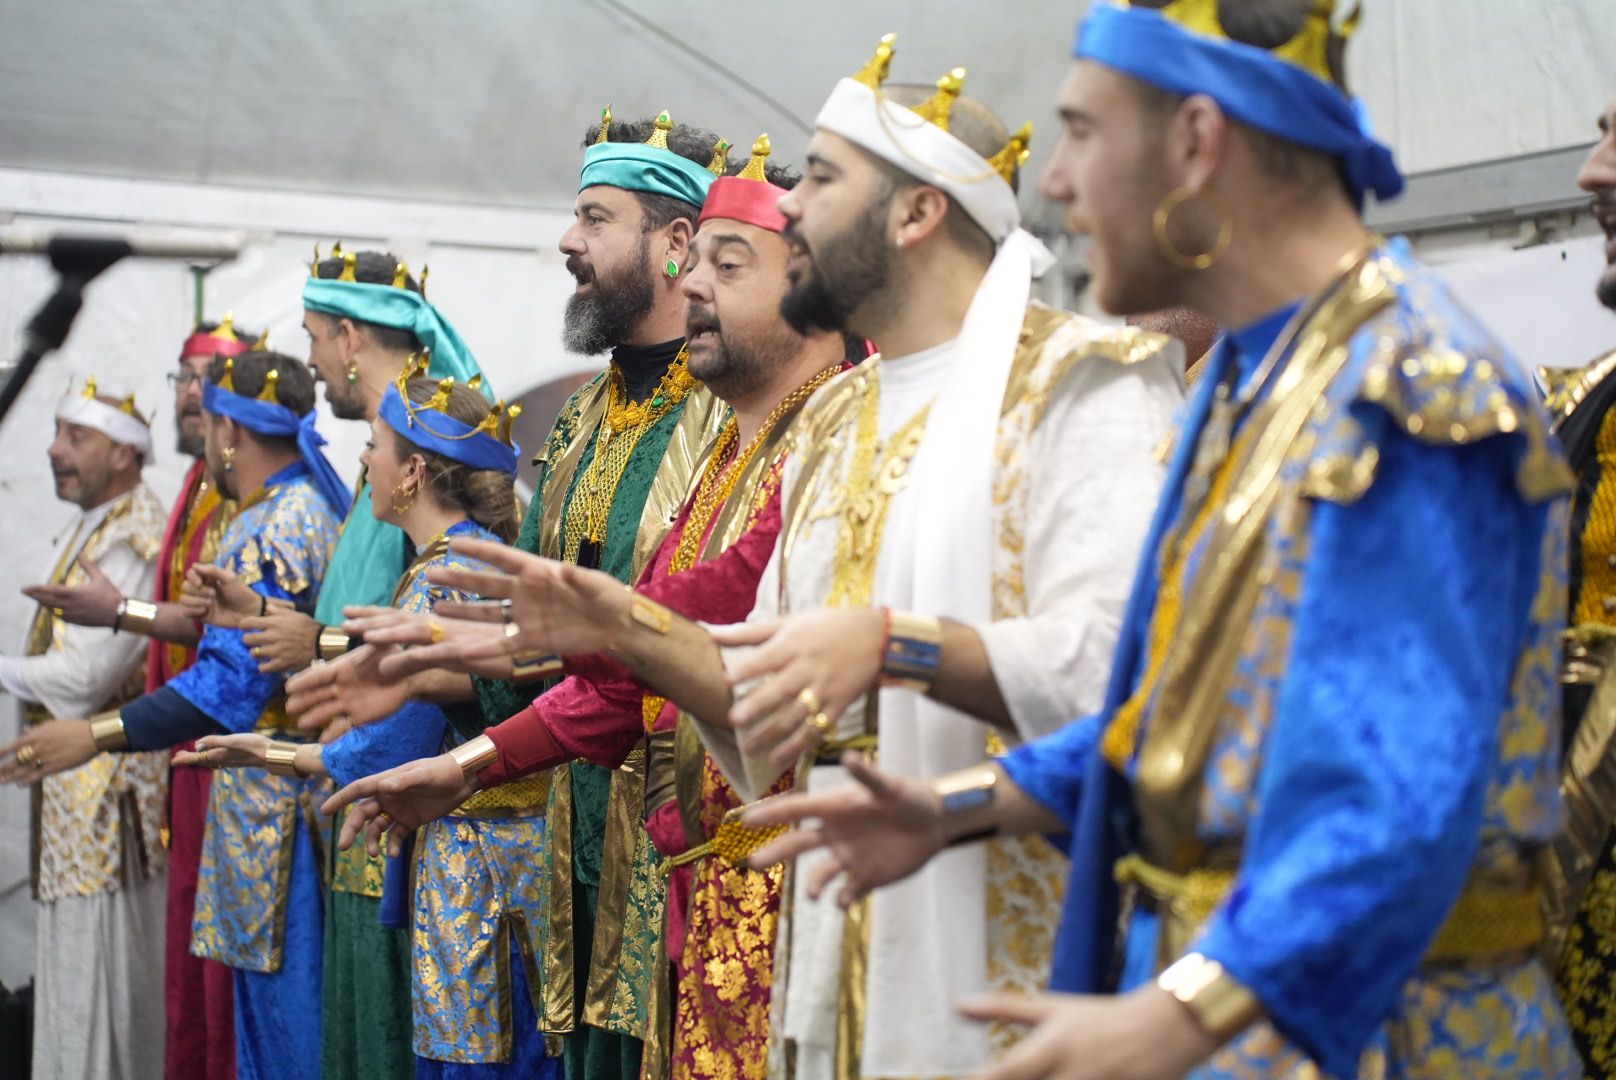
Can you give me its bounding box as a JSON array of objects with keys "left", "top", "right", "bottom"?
[
  {"left": 179, "top": 370, "right": 561, "bottom": 1079},
  {"left": 736, "top": 2, "right": 1582, "bottom": 1078},
  {"left": 9, "top": 349, "right": 348, "bottom": 1080}
]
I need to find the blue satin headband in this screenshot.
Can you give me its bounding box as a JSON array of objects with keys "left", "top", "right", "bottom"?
[
  {"left": 202, "top": 381, "right": 351, "bottom": 517},
  {"left": 1075, "top": 3, "right": 1404, "bottom": 208},
  {"left": 302, "top": 279, "right": 492, "bottom": 396},
  {"left": 578, "top": 141, "right": 716, "bottom": 209},
  {"left": 378, "top": 383, "right": 519, "bottom": 476}
]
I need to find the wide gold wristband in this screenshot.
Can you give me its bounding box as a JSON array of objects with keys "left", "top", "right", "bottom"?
[
  {"left": 263, "top": 743, "right": 307, "bottom": 779},
  {"left": 882, "top": 609, "right": 943, "bottom": 692},
  {"left": 89, "top": 712, "right": 129, "bottom": 752},
  {"left": 116, "top": 598, "right": 158, "bottom": 636},
  {"left": 1157, "top": 952, "right": 1261, "bottom": 1042},
  {"left": 450, "top": 734, "right": 499, "bottom": 778},
  {"left": 511, "top": 652, "right": 564, "bottom": 683},
  {"left": 317, "top": 626, "right": 352, "bottom": 662}
]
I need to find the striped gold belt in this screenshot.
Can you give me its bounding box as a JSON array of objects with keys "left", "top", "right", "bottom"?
[{"left": 1115, "top": 854, "right": 1544, "bottom": 964}]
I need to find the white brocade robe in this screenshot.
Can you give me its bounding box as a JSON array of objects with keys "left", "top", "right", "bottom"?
[
  {"left": 721, "top": 303, "right": 1184, "bottom": 1080},
  {"left": 0, "top": 482, "right": 170, "bottom": 1080}
]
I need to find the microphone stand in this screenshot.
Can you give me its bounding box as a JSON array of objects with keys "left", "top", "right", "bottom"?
[{"left": 0, "top": 237, "right": 135, "bottom": 424}]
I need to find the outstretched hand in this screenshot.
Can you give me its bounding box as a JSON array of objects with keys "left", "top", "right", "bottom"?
[
  {"left": 173, "top": 731, "right": 275, "bottom": 770},
  {"left": 341, "top": 607, "right": 520, "bottom": 681},
  {"left": 0, "top": 719, "right": 96, "bottom": 784},
  {"left": 741, "top": 752, "right": 947, "bottom": 908},
  {"left": 285, "top": 643, "right": 407, "bottom": 733},
  {"left": 22, "top": 555, "right": 122, "bottom": 628},
  {"left": 956, "top": 987, "right": 1217, "bottom": 1080},
  {"left": 714, "top": 607, "right": 887, "bottom": 771},
  {"left": 321, "top": 753, "right": 477, "bottom": 858}
]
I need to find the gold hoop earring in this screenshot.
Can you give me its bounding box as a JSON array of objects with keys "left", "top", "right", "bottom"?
[
  {"left": 220, "top": 446, "right": 236, "bottom": 473},
  {"left": 390, "top": 483, "right": 416, "bottom": 515},
  {"left": 1152, "top": 187, "right": 1233, "bottom": 272}
]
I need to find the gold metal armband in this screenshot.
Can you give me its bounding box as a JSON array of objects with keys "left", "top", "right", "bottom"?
[
  {"left": 89, "top": 712, "right": 129, "bottom": 752},
  {"left": 882, "top": 609, "right": 943, "bottom": 692},
  {"left": 317, "top": 626, "right": 352, "bottom": 661},
  {"left": 1156, "top": 952, "right": 1262, "bottom": 1042},
  {"left": 450, "top": 734, "right": 499, "bottom": 778},
  {"left": 116, "top": 598, "right": 158, "bottom": 636},
  {"left": 263, "top": 743, "right": 307, "bottom": 779}
]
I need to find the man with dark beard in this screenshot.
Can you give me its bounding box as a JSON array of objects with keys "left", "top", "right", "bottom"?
[
  {"left": 1543, "top": 94, "right": 1616, "bottom": 1078},
  {"left": 283, "top": 110, "right": 726, "bottom": 1080},
  {"left": 316, "top": 138, "right": 860, "bottom": 1080},
  {"left": 328, "top": 41, "right": 1183, "bottom": 1080},
  {"left": 22, "top": 317, "right": 253, "bottom": 1080}
]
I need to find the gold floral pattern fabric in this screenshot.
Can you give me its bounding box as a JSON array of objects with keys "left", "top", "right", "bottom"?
[{"left": 190, "top": 766, "right": 306, "bottom": 972}]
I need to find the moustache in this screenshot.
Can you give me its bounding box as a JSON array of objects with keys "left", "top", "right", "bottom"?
[
  {"left": 565, "top": 255, "right": 593, "bottom": 283},
  {"left": 686, "top": 305, "right": 721, "bottom": 338}
]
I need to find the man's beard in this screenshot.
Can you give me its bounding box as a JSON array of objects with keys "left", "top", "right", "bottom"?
[
  {"left": 562, "top": 236, "right": 658, "bottom": 355},
  {"left": 1598, "top": 264, "right": 1616, "bottom": 314},
  {"left": 326, "top": 383, "right": 368, "bottom": 422},
  {"left": 686, "top": 304, "right": 795, "bottom": 402},
  {"left": 779, "top": 195, "right": 894, "bottom": 337},
  {"left": 175, "top": 424, "right": 205, "bottom": 459}
]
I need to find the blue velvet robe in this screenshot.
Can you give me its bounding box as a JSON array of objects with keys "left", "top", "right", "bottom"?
[{"left": 1002, "top": 240, "right": 1580, "bottom": 1078}]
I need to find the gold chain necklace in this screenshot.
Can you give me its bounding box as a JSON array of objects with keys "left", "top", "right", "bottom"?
[
  {"left": 669, "top": 365, "right": 841, "bottom": 574},
  {"left": 563, "top": 345, "right": 696, "bottom": 567}
]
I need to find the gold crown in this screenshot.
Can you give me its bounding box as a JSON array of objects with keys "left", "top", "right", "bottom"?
[
  {"left": 738, "top": 135, "right": 772, "bottom": 182},
  {"left": 394, "top": 355, "right": 520, "bottom": 447},
  {"left": 76, "top": 376, "right": 140, "bottom": 415},
  {"left": 850, "top": 35, "right": 1032, "bottom": 185},
  {"left": 216, "top": 357, "right": 237, "bottom": 393},
  {"left": 252, "top": 328, "right": 270, "bottom": 349},
  {"left": 594, "top": 104, "right": 613, "bottom": 145},
  {"left": 1150, "top": 0, "right": 1352, "bottom": 85},
  {"left": 214, "top": 311, "right": 239, "bottom": 341},
  {"left": 706, "top": 137, "right": 733, "bottom": 176},
  {"left": 310, "top": 242, "right": 428, "bottom": 296}
]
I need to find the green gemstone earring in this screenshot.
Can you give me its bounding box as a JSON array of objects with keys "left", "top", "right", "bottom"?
[{"left": 665, "top": 257, "right": 680, "bottom": 279}]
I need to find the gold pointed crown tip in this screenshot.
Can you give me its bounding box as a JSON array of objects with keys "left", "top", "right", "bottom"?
[
  {"left": 988, "top": 122, "right": 1034, "bottom": 185},
  {"left": 217, "top": 311, "right": 237, "bottom": 341},
  {"left": 706, "top": 136, "right": 732, "bottom": 175},
  {"left": 218, "top": 357, "right": 236, "bottom": 393},
  {"left": 738, "top": 134, "right": 772, "bottom": 182},
  {"left": 119, "top": 393, "right": 137, "bottom": 416},
  {"left": 595, "top": 104, "right": 614, "bottom": 145},
  {"left": 646, "top": 110, "right": 674, "bottom": 150},
  {"left": 910, "top": 67, "right": 967, "bottom": 132},
  {"left": 80, "top": 375, "right": 98, "bottom": 400},
  {"left": 257, "top": 367, "right": 281, "bottom": 404},
  {"left": 852, "top": 33, "right": 897, "bottom": 89}
]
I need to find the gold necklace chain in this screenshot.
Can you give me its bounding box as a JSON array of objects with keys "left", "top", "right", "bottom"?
[
  {"left": 563, "top": 345, "right": 696, "bottom": 566},
  {"left": 670, "top": 365, "right": 841, "bottom": 574}
]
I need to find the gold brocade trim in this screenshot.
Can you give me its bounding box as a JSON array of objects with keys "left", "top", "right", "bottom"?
[
  {"left": 630, "top": 384, "right": 726, "bottom": 580},
  {"left": 538, "top": 377, "right": 611, "bottom": 561},
  {"left": 1575, "top": 403, "right": 1616, "bottom": 628},
  {"left": 1132, "top": 247, "right": 1400, "bottom": 866},
  {"left": 540, "top": 765, "right": 577, "bottom": 1034},
  {"left": 582, "top": 746, "right": 654, "bottom": 1036},
  {"left": 165, "top": 470, "right": 232, "bottom": 679},
  {"left": 1543, "top": 349, "right": 1616, "bottom": 423},
  {"left": 835, "top": 896, "right": 871, "bottom": 1080},
  {"left": 1547, "top": 650, "right": 1616, "bottom": 965}
]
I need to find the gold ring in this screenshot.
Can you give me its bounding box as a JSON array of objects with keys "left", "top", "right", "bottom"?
[
  {"left": 376, "top": 811, "right": 393, "bottom": 830},
  {"left": 16, "top": 744, "right": 38, "bottom": 768},
  {"left": 797, "top": 688, "right": 822, "bottom": 718},
  {"left": 806, "top": 711, "right": 832, "bottom": 734},
  {"left": 428, "top": 621, "right": 445, "bottom": 645},
  {"left": 251, "top": 646, "right": 264, "bottom": 658}
]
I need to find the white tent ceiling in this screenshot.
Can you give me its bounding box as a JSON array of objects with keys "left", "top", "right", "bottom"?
[{"left": 6, "top": 1, "right": 1612, "bottom": 233}]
